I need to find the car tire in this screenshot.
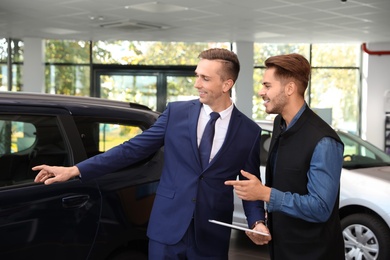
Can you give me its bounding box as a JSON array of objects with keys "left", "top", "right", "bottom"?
[{"left": 341, "top": 213, "right": 390, "bottom": 260}]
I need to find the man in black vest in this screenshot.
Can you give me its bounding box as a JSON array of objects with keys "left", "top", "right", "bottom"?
[{"left": 225, "top": 53, "right": 345, "bottom": 260}]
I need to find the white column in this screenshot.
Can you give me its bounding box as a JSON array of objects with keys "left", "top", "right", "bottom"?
[
  {"left": 23, "top": 38, "right": 45, "bottom": 92},
  {"left": 362, "top": 42, "right": 390, "bottom": 149},
  {"left": 234, "top": 42, "right": 254, "bottom": 119}
]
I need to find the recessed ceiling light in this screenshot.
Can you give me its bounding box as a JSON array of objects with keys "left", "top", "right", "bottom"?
[
  {"left": 125, "top": 2, "right": 188, "bottom": 13},
  {"left": 254, "top": 32, "right": 284, "bottom": 39},
  {"left": 42, "top": 28, "right": 80, "bottom": 35},
  {"left": 89, "top": 16, "right": 104, "bottom": 21}
]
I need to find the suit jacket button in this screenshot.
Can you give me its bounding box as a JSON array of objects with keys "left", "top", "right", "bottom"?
[{"left": 192, "top": 198, "right": 196, "bottom": 202}]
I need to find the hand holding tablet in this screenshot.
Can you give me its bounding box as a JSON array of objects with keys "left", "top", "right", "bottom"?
[{"left": 209, "top": 219, "right": 270, "bottom": 236}]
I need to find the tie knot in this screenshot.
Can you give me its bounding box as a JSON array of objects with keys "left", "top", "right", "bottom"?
[{"left": 209, "top": 112, "right": 220, "bottom": 121}]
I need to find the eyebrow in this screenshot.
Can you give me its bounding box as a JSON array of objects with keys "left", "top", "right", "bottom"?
[{"left": 195, "top": 70, "right": 212, "bottom": 78}]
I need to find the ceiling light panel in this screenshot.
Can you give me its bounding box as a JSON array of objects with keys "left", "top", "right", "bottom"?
[{"left": 126, "top": 2, "right": 188, "bottom": 13}]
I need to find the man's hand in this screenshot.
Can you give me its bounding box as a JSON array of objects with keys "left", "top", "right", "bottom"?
[
  {"left": 246, "top": 222, "right": 272, "bottom": 245},
  {"left": 33, "top": 165, "right": 81, "bottom": 185},
  {"left": 224, "top": 170, "right": 271, "bottom": 202}
]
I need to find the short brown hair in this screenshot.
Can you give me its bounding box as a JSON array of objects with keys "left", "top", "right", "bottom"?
[
  {"left": 198, "top": 48, "right": 240, "bottom": 83},
  {"left": 265, "top": 53, "right": 311, "bottom": 95}
]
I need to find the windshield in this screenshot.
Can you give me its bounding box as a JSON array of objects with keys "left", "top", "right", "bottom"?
[{"left": 338, "top": 131, "right": 390, "bottom": 169}]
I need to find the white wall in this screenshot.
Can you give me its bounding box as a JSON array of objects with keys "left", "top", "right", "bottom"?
[
  {"left": 235, "top": 42, "right": 254, "bottom": 118},
  {"left": 362, "top": 42, "right": 390, "bottom": 149}
]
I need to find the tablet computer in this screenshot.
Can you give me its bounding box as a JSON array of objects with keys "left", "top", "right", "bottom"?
[{"left": 209, "top": 219, "right": 270, "bottom": 236}]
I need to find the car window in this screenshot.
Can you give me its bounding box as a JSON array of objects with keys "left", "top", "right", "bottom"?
[
  {"left": 338, "top": 131, "right": 390, "bottom": 169},
  {"left": 342, "top": 135, "right": 375, "bottom": 159},
  {"left": 0, "top": 120, "right": 36, "bottom": 155},
  {"left": 74, "top": 117, "right": 143, "bottom": 158},
  {"left": 0, "top": 115, "right": 69, "bottom": 187},
  {"left": 98, "top": 123, "right": 142, "bottom": 151}
]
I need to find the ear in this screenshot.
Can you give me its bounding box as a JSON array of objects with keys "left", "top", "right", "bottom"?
[
  {"left": 286, "top": 82, "right": 296, "bottom": 96},
  {"left": 223, "top": 79, "right": 234, "bottom": 93}
]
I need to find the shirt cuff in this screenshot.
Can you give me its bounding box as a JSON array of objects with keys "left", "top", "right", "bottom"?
[{"left": 267, "top": 188, "right": 284, "bottom": 212}]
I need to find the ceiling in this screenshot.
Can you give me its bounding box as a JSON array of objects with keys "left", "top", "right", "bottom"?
[{"left": 1, "top": 0, "right": 390, "bottom": 44}]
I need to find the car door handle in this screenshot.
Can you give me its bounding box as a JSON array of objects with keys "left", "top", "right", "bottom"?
[{"left": 62, "top": 195, "right": 90, "bottom": 209}]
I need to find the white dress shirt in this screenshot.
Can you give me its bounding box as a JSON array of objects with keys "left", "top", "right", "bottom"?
[{"left": 197, "top": 102, "right": 233, "bottom": 163}]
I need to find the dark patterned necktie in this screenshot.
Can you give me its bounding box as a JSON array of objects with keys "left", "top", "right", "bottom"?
[{"left": 199, "top": 112, "right": 220, "bottom": 170}]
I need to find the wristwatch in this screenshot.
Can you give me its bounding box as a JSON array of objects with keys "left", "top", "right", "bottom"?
[{"left": 252, "top": 220, "right": 265, "bottom": 229}]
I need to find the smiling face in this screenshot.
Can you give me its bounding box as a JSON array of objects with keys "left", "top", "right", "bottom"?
[
  {"left": 194, "top": 59, "right": 233, "bottom": 112},
  {"left": 259, "top": 67, "right": 289, "bottom": 115}
]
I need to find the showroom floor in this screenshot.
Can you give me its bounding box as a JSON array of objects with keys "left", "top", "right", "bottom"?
[{"left": 228, "top": 229, "right": 270, "bottom": 259}]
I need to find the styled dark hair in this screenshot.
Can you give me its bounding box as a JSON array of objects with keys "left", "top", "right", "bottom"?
[
  {"left": 198, "top": 48, "right": 240, "bottom": 83},
  {"left": 265, "top": 53, "right": 311, "bottom": 95}
]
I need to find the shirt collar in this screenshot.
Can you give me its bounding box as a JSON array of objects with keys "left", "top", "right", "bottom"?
[
  {"left": 284, "top": 102, "right": 307, "bottom": 131},
  {"left": 202, "top": 100, "right": 234, "bottom": 120}
]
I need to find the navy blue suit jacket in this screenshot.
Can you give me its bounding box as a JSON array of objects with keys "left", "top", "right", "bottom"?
[{"left": 77, "top": 99, "right": 263, "bottom": 255}]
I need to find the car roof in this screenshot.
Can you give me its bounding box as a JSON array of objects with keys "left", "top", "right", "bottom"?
[{"left": 0, "top": 91, "right": 160, "bottom": 118}]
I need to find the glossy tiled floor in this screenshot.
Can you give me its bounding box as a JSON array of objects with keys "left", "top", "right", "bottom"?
[{"left": 228, "top": 229, "right": 270, "bottom": 260}]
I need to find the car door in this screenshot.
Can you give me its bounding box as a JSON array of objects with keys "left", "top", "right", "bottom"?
[{"left": 0, "top": 109, "right": 101, "bottom": 260}]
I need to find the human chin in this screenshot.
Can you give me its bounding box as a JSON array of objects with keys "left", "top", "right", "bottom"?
[
  {"left": 199, "top": 95, "right": 208, "bottom": 104},
  {"left": 264, "top": 100, "right": 275, "bottom": 114}
]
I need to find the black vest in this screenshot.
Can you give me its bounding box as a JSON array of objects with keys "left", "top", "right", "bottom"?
[{"left": 266, "top": 107, "right": 345, "bottom": 260}]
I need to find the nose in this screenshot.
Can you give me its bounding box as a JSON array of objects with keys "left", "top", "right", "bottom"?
[
  {"left": 258, "top": 86, "right": 265, "bottom": 96},
  {"left": 194, "top": 77, "right": 201, "bottom": 89}
]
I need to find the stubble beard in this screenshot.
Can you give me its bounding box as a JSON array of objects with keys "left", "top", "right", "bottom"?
[{"left": 266, "top": 90, "right": 287, "bottom": 115}]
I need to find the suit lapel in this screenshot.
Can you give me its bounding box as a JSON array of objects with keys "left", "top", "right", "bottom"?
[{"left": 190, "top": 103, "right": 243, "bottom": 171}]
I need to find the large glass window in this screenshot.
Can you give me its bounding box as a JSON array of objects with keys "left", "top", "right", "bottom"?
[
  {"left": 0, "top": 39, "right": 6, "bottom": 63},
  {"left": 44, "top": 40, "right": 90, "bottom": 96},
  {"left": 254, "top": 43, "right": 310, "bottom": 66},
  {"left": 2, "top": 38, "right": 362, "bottom": 135},
  {"left": 44, "top": 40, "right": 229, "bottom": 101},
  {"left": 100, "top": 74, "right": 157, "bottom": 110},
  {"left": 166, "top": 75, "right": 198, "bottom": 103},
  {"left": 92, "top": 41, "right": 230, "bottom": 65},
  {"left": 0, "top": 39, "right": 23, "bottom": 92},
  {"left": 311, "top": 68, "right": 359, "bottom": 133},
  {"left": 0, "top": 64, "right": 7, "bottom": 91},
  {"left": 311, "top": 44, "right": 360, "bottom": 67},
  {"left": 45, "top": 40, "right": 90, "bottom": 63},
  {"left": 45, "top": 64, "right": 90, "bottom": 96},
  {"left": 311, "top": 44, "right": 360, "bottom": 133}
]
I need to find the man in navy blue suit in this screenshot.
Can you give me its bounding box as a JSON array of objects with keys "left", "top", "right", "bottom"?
[{"left": 34, "top": 48, "right": 271, "bottom": 259}]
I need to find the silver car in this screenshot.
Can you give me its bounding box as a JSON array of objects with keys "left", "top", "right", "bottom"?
[{"left": 233, "top": 120, "right": 390, "bottom": 260}]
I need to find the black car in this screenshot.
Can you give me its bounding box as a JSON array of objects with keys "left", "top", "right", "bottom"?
[{"left": 0, "top": 92, "right": 163, "bottom": 260}]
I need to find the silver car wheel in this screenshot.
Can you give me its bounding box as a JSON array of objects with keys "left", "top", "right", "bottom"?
[{"left": 343, "top": 224, "right": 379, "bottom": 260}]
